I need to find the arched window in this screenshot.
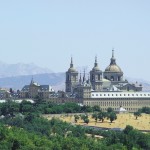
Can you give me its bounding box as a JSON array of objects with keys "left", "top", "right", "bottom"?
[{"left": 118, "top": 76, "right": 120, "bottom": 81}]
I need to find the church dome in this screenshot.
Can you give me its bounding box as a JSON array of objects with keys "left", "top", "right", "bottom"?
[
  {"left": 68, "top": 67, "right": 77, "bottom": 72},
  {"left": 105, "top": 64, "right": 122, "bottom": 72},
  {"left": 92, "top": 66, "right": 100, "bottom": 71},
  {"left": 105, "top": 50, "right": 123, "bottom": 73}
]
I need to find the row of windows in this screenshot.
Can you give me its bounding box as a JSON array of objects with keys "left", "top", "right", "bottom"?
[
  {"left": 85, "top": 101, "right": 150, "bottom": 106},
  {"left": 100, "top": 107, "right": 138, "bottom": 111},
  {"left": 92, "top": 93, "right": 150, "bottom": 97}
]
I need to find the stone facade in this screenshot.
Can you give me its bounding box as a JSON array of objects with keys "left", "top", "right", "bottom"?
[
  {"left": 84, "top": 98, "right": 150, "bottom": 112},
  {"left": 63, "top": 50, "right": 150, "bottom": 112},
  {"left": 65, "top": 57, "right": 78, "bottom": 93},
  {"left": 90, "top": 57, "right": 103, "bottom": 91},
  {"left": 20, "top": 78, "right": 54, "bottom": 99},
  {"left": 65, "top": 50, "right": 142, "bottom": 97},
  {"left": 19, "top": 50, "right": 150, "bottom": 112},
  {"left": 0, "top": 89, "right": 10, "bottom": 99}
]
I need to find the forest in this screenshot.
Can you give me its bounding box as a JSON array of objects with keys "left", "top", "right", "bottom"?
[{"left": 0, "top": 100, "right": 149, "bottom": 150}]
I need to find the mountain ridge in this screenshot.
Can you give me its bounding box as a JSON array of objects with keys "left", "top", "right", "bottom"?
[
  {"left": 0, "top": 62, "right": 52, "bottom": 78},
  {"left": 0, "top": 73, "right": 149, "bottom": 92},
  {"left": 0, "top": 62, "right": 149, "bottom": 91}
]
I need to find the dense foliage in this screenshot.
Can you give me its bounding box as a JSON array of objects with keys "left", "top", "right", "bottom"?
[
  {"left": 0, "top": 101, "right": 95, "bottom": 116},
  {"left": 0, "top": 101, "right": 149, "bottom": 149},
  {"left": 139, "top": 107, "right": 150, "bottom": 114},
  {"left": 0, "top": 115, "right": 150, "bottom": 150}
]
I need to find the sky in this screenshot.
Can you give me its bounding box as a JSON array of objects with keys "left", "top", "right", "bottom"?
[{"left": 0, "top": 0, "right": 150, "bottom": 80}]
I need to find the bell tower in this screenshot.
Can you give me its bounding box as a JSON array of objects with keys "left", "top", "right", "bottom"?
[
  {"left": 90, "top": 56, "right": 103, "bottom": 91},
  {"left": 65, "top": 57, "right": 78, "bottom": 93}
]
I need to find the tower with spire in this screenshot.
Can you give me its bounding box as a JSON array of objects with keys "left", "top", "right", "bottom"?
[
  {"left": 65, "top": 57, "right": 78, "bottom": 93},
  {"left": 90, "top": 56, "right": 103, "bottom": 91}
]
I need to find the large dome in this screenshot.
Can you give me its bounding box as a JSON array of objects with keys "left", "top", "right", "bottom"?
[
  {"left": 92, "top": 66, "right": 100, "bottom": 71},
  {"left": 68, "top": 67, "right": 77, "bottom": 72},
  {"left": 105, "top": 50, "right": 123, "bottom": 73},
  {"left": 105, "top": 64, "right": 122, "bottom": 73}
]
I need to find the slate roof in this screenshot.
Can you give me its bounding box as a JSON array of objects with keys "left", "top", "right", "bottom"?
[{"left": 21, "top": 84, "right": 54, "bottom": 92}]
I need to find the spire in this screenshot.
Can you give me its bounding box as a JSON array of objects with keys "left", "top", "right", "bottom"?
[
  {"left": 112, "top": 49, "right": 114, "bottom": 58},
  {"left": 30, "top": 76, "right": 34, "bottom": 84},
  {"left": 94, "top": 56, "right": 98, "bottom": 67},
  {"left": 83, "top": 69, "right": 86, "bottom": 82},
  {"left": 110, "top": 49, "right": 116, "bottom": 65},
  {"left": 87, "top": 74, "right": 91, "bottom": 84},
  {"left": 79, "top": 72, "right": 82, "bottom": 84},
  {"left": 70, "top": 57, "right": 73, "bottom": 68},
  {"left": 92, "top": 55, "right": 100, "bottom": 71}
]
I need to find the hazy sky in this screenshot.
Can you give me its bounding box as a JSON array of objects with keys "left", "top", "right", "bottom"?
[{"left": 0, "top": 0, "right": 150, "bottom": 80}]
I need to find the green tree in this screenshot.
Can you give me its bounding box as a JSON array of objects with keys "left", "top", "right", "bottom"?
[
  {"left": 35, "top": 95, "right": 43, "bottom": 104},
  {"left": 93, "top": 105, "right": 101, "bottom": 112},
  {"left": 74, "top": 115, "right": 80, "bottom": 123},
  {"left": 141, "top": 107, "right": 150, "bottom": 114},
  {"left": 107, "top": 107, "right": 114, "bottom": 113},
  {"left": 84, "top": 118, "right": 89, "bottom": 124},
  {"left": 81, "top": 114, "right": 89, "bottom": 124},
  {"left": 108, "top": 112, "right": 117, "bottom": 123},
  {"left": 134, "top": 111, "right": 141, "bottom": 120},
  {"left": 81, "top": 106, "right": 93, "bottom": 113},
  {"left": 80, "top": 114, "right": 88, "bottom": 120},
  {"left": 98, "top": 112, "right": 107, "bottom": 122},
  {"left": 20, "top": 100, "right": 33, "bottom": 113},
  {"left": 123, "top": 125, "right": 133, "bottom": 134},
  {"left": 1, "top": 101, "right": 19, "bottom": 117},
  {"left": 92, "top": 113, "right": 98, "bottom": 122}
]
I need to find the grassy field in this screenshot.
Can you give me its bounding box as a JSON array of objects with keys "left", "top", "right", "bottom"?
[{"left": 43, "top": 113, "right": 150, "bottom": 130}]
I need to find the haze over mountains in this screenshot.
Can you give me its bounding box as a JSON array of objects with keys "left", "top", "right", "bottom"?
[
  {"left": 0, "top": 61, "right": 52, "bottom": 78},
  {"left": 0, "top": 62, "right": 150, "bottom": 91}
]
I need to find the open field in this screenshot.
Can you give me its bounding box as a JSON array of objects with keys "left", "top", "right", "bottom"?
[{"left": 43, "top": 113, "right": 150, "bottom": 130}]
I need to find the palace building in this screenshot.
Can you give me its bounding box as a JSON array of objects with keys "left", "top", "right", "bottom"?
[
  {"left": 20, "top": 50, "right": 150, "bottom": 112},
  {"left": 64, "top": 50, "right": 149, "bottom": 112},
  {"left": 65, "top": 50, "right": 142, "bottom": 95}
]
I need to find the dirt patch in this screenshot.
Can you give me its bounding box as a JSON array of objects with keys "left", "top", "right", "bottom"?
[{"left": 43, "top": 113, "right": 150, "bottom": 130}]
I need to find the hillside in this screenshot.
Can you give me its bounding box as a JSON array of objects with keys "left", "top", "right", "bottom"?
[
  {"left": 0, "top": 62, "right": 52, "bottom": 78},
  {"left": 0, "top": 73, "right": 65, "bottom": 90},
  {"left": 0, "top": 71, "right": 149, "bottom": 91}
]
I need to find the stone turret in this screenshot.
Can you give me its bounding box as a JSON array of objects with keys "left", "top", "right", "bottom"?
[
  {"left": 65, "top": 57, "right": 78, "bottom": 93},
  {"left": 90, "top": 56, "right": 103, "bottom": 91}
]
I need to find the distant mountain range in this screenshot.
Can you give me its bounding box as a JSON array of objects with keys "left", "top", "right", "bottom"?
[
  {"left": 0, "top": 62, "right": 149, "bottom": 91},
  {"left": 0, "top": 73, "right": 65, "bottom": 91},
  {"left": 0, "top": 73, "right": 149, "bottom": 92},
  {"left": 126, "top": 77, "right": 150, "bottom": 92},
  {"left": 0, "top": 62, "right": 52, "bottom": 78}
]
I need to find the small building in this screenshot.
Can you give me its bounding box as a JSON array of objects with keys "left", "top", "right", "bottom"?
[
  {"left": 20, "top": 78, "right": 55, "bottom": 99},
  {"left": 0, "top": 89, "right": 10, "bottom": 99},
  {"left": 116, "top": 106, "right": 127, "bottom": 114}
]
